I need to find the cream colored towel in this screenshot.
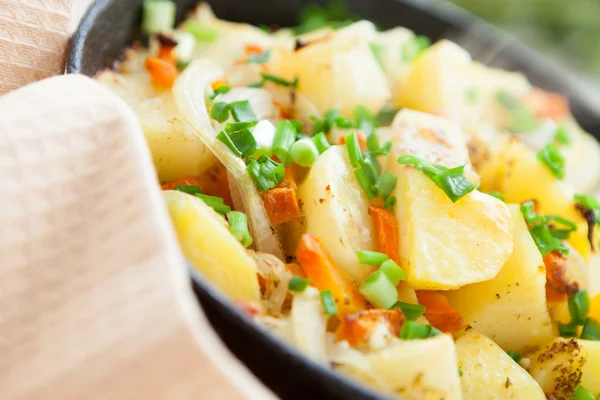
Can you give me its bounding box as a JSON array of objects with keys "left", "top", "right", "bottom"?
[{"left": 0, "top": 74, "right": 273, "bottom": 399}]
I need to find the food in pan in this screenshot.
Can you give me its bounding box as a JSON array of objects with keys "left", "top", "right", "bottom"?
[{"left": 96, "top": 1, "right": 600, "bottom": 398}]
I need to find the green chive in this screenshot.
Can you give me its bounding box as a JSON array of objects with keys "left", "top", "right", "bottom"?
[
  {"left": 216, "top": 128, "right": 257, "bottom": 159},
  {"left": 247, "top": 49, "right": 271, "bottom": 64},
  {"left": 261, "top": 73, "right": 298, "bottom": 88},
  {"left": 290, "top": 120, "right": 304, "bottom": 134},
  {"left": 272, "top": 120, "right": 297, "bottom": 166},
  {"left": 379, "top": 259, "right": 406, "bottom": 286},
  {"left": 572, "top": 385, "right": 595, "bottom": 400},
  {"left": 356, "top": 250, "right": 389, "bottom": 266},
  {"left": 488, "top": 191, "right": 505, "bottom": 202},
  {"left": 247, "top": 80, "right": 265, "bottom": 88},
  {"left": 496, "top": 90, "right": 519, "bottom": 110},
  {"left": 355, "top": 168, "right": 376, "bottom": 200},
  {"left": 216, "top": 131, "right": 242, "bottom": 157},
  {"left": 311, "top": 132, "right": 331, "bottom": 154},
  {"left": 176, "top": 60, "right": 191, "bottom": 69},
  {"left": 311, "top": 109, "right": 352, "bottom": 134},
  {"left": 397, "top": 155, "right": 477, "bottom": 203},
  {"left": 520, "top": 201, "right": 547, "bottom": 227},
  {"left": 575, "top": 194, "right": 600, "bottom": 210},
  {"left": 345, "top": 133, "right": 363, "bottom": 167},
  {"left": 459, "top": 369, "right": 464, "bottom": 377},
  {"left": 400, "top": 321, "right": 442, "bottom": 340},
  {"left": 495, "top": 91, "right": 539, "bottom": 133},
  {"left": 569, "top": 290, "right": 591, "bottom": 325},
  {"left": 580, "top": 318, "right": 600, "bottom": 341},
  {"left": 537, "top": 143, "right": 565, "bottom": 179},
  {"left": 402, "top": 35, "right": 431, "bottom": 62},
  {"left": 195, "top": 193, "right": 231, "bottom": 215},
  {"left": 554, "top": 123, "right": 571, "bottom": 145},
  {"left": 359, "top": 270, "right": 398, "bottom": 309},
  {"left": 529, "top": 224, "right": 569, "bottom": 256},
  {"left": 373, "top": 172, "right": 397, "bottom": 200},
  {"left": 376, "top": 107, "right": 399, "bottom": 126},
  {"left": 361, "top": 152, "right": 381, "bottom": 180},
  {"left": 547, "top": 215, "right": 577, "bottom": 232},
  {"left": 506, "top": 350, "right": 522, "bottom": 363},
  {"left": 175, "top": 185, "right": 202, "bottom": 195},
  {"left": 225, "top": 121, "right": 258, "bottom": 132},
  {"left": 210, "top": 102, "right": 231, "bottom": 123},
  {"left": 290, "top": 138, "right": 319, "bottom": 167},
  {"left": 559, "top": 321, "right": 578, "bottom": 338},
  {"left": 353, "top": 105, "right": 378, "bottom": 137},
  {"left": 210, "top": 85, "right": 232, "bottom": 100},
  {"left": 182, "top": 21, "right": 218, "bottom": 42},
  {"left": 246, "top": 155, "right": 285, "bottom": 192},
  {"left": 320, "top": 290, "right": 338, "bottom": 316},
  {"left": 229, "top": 100, "right": 257, "bottom": 123},
  {"left": 384, "top": 196, "right": 397, "bottom": 211},
  {"left": 391, "top": 302, "right": 425, "bottom": 321},
  {"left": 288, "top": 276, "right": 311, "bottom": 292},
  {"left": 226, "top": 211, "right": 253, "bottom": 247},
  {"left": 142, "top": 0, "right": 176, "bottom": 34}
]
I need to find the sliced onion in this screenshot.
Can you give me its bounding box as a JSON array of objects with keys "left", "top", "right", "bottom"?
[
  {"left": 253, "top": 251, "right": 291, "bottom": 315},
  {"left": 173, "top": 60, "right": 284, "bottom": 259}
]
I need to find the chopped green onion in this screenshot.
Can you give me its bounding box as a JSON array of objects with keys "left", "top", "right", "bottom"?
[
  {"left": 216, "top": 128, "right": 257, "bottom": 158},
  {"left": 210, "top": 85, "right": 231, "bottom": 100},
  {"left": 397, "top": 155, "right": 477, "bottom": 203},
  {"left": 176, "top": 60, "right": 191, "bottom": 69},
  {"left": 226, "top": 211, "right": 253, "bottom": 247},
  {"left": 247, "top": 49, "right": 271, "bottom": 64},
  {"left": 580, "top": 318, "right": 600, "bottom": 341},
  {"left": 356, "top": 250, "right": 389, "bottom": 266},
  {"left": 311, "top": 109, "right": 355, "bottom": 134},
  {"left": 488, "top": 191, "right": 505, "bottom": 202},
  {"left": 373, "top": 172, "right": 397, "bottom": 200},
  {"left": 399, "top": 321, "right": 442, "bottom": 340},
  {"left": 379, "top": 259, "right": 406, "bottom": 286},
  {"left": 575, "top": 194, "right": 600, "bottom": 210},
  {"left": 229, "top": 100, "right": 257, "bottom": 123},
  {"left": 547, "top": 215, "right": 578, "bottom": 232},
  {"left": 402, "top": 35, "right": 431, "bottom": 62},
  {"left": 225, "top": 121, "right": 257, "bottom": 132},
  {"left": 495, "top": 90, "right": 539, "bottom": 133},
  {"left": 272, "top": 120, "right": 298, "bottom": 165},
  {"left": 391, "top": 302, "right": 425, "bottom": 320},
  {"left": 210, "top": 102, "right": 231, "bottom": 123},
  {"left": 506, "top": 350, "right": 522, "bottom": 364},
  {"left": 459, "top": 369, "right": 464, "bottom": 377},
  {"left": 247, "top": 80, "right": 265, "bottom": 88},
  {"left": 290, "top": 120, "right": 304, "bottom": 134},
  {"left": 345, "top": 133, "right": 363, "bottom": 167},
  {"left": 311, "top": 132, "right": 331, "bottom": 154},
  {"left": 569, "top": 290, "right": 590, "bottom": 325},
  {"left": 320, "top": 290, "right": 338, "bottom": 316},
  {"left": 261, "top": 73, "right": 298, "bottom": 88},
  {"left": 496, "top": 91, "right": 519, "bottom": 109},
  {"left": 384, "top": 196, "right": 397, "bottom": 211},
  {"left": 293, "top": 0, "right": 355, "bottom": 35},
  {"left": 175, "top": 185, "right": 202, "bottom": 195},
  {"left": 549, "top": 229, "right": 572, "bottom": 240},
  {"left": 559, "top": 321, "right": 578, "bottom": 338},
  {"left": 369, "top": 43, "right": 385, "bottom": 69},
  {"left": 376, "top": 107, "right": 399, "bottom": 126},
  {"left": 366, "top": 133, "right": 380, "bottom": 153},
  {"left": 182, "top": 21, "right": 218, "bottom": 42},
  {"left": 288, "top": 276, "right": 311, "bottom": 292},
  {"left": 520, "top": 201, "right": 546, "bottom": 227},
  {"left": 537, "top": 143, "right": 565, "bottom": 179},
  {"left": 361, "top": 152, "right": 381, "bottom": 179},
  {"left": 246, "top": 154, "right": 285, "bottom": 192},
  {"left": 370, "top": 141, "right": 392, "bottom": 157},
  {"left": 353, "top": 105, "right": 379, "bottom": 137},
  {"left": 290, "top": 138, "right": 319, "bottom": 167},
  {"left": 142, "top": 0, "right": 176, "bottom": 34},
  {"left": 195, "top": 193, "right": 231, "bottom": 215},
  {"left": 554, "top": 123, "right": 571, "bottom": 145},
  {"left": 359, "top": 270, "right": 398, "bottom": 309},
  {"left": 355, "top": 168, "right": 376, "bottom": 200},
  {"left": 572, "top": 385, "right": 595, "bottom": 400},
  {"left": 529, "top": 224, "right": 569, "bottom": 256}
]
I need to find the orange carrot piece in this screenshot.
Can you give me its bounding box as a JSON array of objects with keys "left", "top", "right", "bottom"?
[
  {"left": 336, "top": 309, "right": 405, "bottom": 346},
  {"left": 544, "top": 251, "right": 579, "bottom": 302},
  {"left": 245, "top": 44, "right": 264, "bottom": 55},
  {"left": 338, "top": 131, "right": 367, "bottom": 151},
  {"left": 211, "top": 79, "right": 228, "bottom": 91},
  {"left": 296, "top": 234, "right": 367, "bottom": 315},
  {"left": 157, "top": 46, "right": 175, "bottom": 64},
  {"left": 416, "top": 291, "right": 464, "bottom": 333},
  {"left": 161, "top": 176, "right": 202, "bottom": 191},
  {"left": 145, "top": 57, "right": 177, "bottom": 87},
  {"left": 262, "top": 175, "right": 301, "bottom": 225},
  {"left": 195, "top": 163, "right": 233, "bottom": 207},
  {"left": 286, "top": 262, "right": 305, "bottom": 278},
  {"left": 525, "top": 88, "right": 569, "bottom": 122},
  {"left": 369, "top": 206, "right": 400, "bottom": 264}
]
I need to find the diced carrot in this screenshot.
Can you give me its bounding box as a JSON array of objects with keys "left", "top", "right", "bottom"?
[
  {"left": 285, "top": 262, "right": 305, "bottom": 278},
  {"left": 211, "top": 79, "right": 228, "bottom": 91},
  {"left": 525, "top": 88, "right": 569, "bottom": 122},
  {"left": 368, "top": 206, "right": 400, "bottom": 264},
  {"left": 245, "top": 44, "right": 264, "bottom": 55},
  {"left": 157, "top": 46, "right": 175, "bottom": 64},
  {"left": 296, "top": 234, "right": 367, "bottom": 315},
  {"left": 338, "top": 131, "right": 367, "bottom": 151},
  {"left": 262, "top": 175, "right": 301, "bottom": 225},
  {"left": 589, "top": 294, "right": 600, "bottom": 322},
  {"left": 145, "top": 57, "right": 177, "bottom": 87},
  {"left": 161, "top": 176, "right": 202, "bottom": 191},
  {"left": 544, "top": 251, "right": 579, "bottom": 302},
  {"left": 336, "top": 309, "right": 405, "bottom": 346},
  {"left": 195, "top": 163, "right": 233, "bottom": 207},
  {"left": 416, "top": 291, "right": 464, "bottom": 333}
]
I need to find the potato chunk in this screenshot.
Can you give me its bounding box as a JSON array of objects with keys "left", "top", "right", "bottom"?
[
  {"left": 163, "top": 190, "right": 260, "bottom": 302},
  {"left": 446, "top": 205, "right": 554, "bottom": 352},
  {"left": 456, "top": 330, "right": 545, "bottom": 399},
  {"left": 298, "top": 146, "right": 375, "bottom": 282}
]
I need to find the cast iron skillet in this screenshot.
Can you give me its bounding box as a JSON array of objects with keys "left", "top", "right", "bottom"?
[{"left": 68, "top": 1, "right": 600, "bottom": 399}]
